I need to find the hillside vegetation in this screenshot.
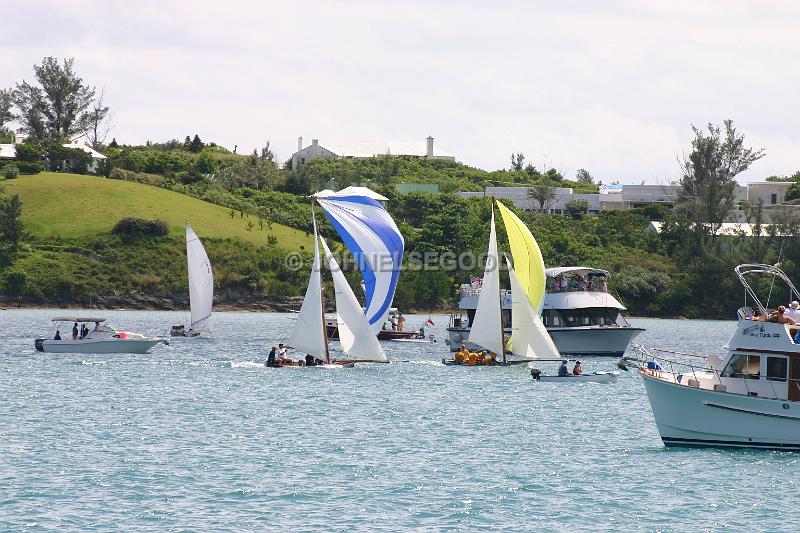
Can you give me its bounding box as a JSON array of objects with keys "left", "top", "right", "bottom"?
[{"left": 3, "top": 173, "right": 313, "bottom": 249}]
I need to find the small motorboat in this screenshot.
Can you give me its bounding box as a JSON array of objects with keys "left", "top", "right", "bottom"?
[
  {"left": 35, "top": 317, "right": 166, "bottom": 354},
  {"left": 530, "top": 367, "right": 620, "bottom": 383}
]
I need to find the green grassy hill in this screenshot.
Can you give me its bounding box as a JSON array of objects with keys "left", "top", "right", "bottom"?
[{"left": 2, "top": 172, "right": 313, "bottom": 249}]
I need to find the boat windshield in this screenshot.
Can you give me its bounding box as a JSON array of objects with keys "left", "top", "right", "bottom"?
[
  {"left": 546, "top": 272, "right": 608, "bottom": 293},
  {"left": 543, "top": 308, "right": 628, "bottom": 327}
]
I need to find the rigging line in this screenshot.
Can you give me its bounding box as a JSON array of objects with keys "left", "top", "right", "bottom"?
[{"left": 765, "top": 240, "right": 786, "bottom": 310}]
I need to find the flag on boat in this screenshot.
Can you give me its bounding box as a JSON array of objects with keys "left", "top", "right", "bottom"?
[
  {"left": 470, "top": 275, "right": 483, "bottom": 287},
  {"left": 426, "top": 318, "right": 435, "bottom": 327},
  {"left": 317, "top": 195, "right": 404, "bottom": 334}
]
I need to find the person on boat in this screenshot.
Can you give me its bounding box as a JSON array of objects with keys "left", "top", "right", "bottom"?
[
  {"left": 558, "top": 359, "right": 571, "bottom": 377},
  {"left": 94, "top": 321, "right": 101, "bottom": 332},
  {"left": 454, "top": 345, "right": 468, "bottom": 364},
  {"left": 54, "top": 330, "right": 61, "bottom": 340},
  {"left": 72, "top": 322, "right": 79, "bottom": 340},
  {"left": 573, "top": 361, "right": 583, "bottom": 375},
  {"left": 415, "top": 326, "right": 426, "bottom": 339},
  {"left": 265, "top": 346, "right": 278, "bottom": 368},
  {"left": 305, "top": 354, "right": 317, "bottom": 367},
  {"left": 397, "top": 313, "right": 405, "bottom": 332},
  {"left": 389, "top": 315, "right": 397, "bottom": 331},
  {"left": 785, "top": 301, "right": 800, "bottom": 323},
  {"left": 770, "top": 306, "right": 796, "bottom": 325},
  {"left": 276, "top": 343, "right": 293, "bottom": 366},
  {"left": 465, "top": 351, "right": 479, "bottom": 366},
  {"left": 484, "top": 351, "right": 497, "bottom": 365}
]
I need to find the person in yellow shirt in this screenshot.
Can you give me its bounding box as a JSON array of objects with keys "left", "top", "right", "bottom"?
[{"left": 466, "top": 351, "right": 478, "bottom": 365}]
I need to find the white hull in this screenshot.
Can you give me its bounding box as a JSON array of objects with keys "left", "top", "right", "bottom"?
[
  {"left": 447, "top": 325, "right": 642, "bottom": 356},
  {"left": 641, "top": 372, "right": 800, "bottom": 450},
  {"left": 533, "top": 371, "right": 619, "bottom": 383},
  {"left": 37, "top": 338, "right": 161, "bottom": 354}
]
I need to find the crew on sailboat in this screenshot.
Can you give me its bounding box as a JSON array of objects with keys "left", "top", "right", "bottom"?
[{"left": 266, "top": 346, "right": 278, "bottom": 368}]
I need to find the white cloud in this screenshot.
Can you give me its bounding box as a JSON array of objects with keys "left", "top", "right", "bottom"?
[{"left": 1, "top": 0, "right": 799, "bottom": 181}]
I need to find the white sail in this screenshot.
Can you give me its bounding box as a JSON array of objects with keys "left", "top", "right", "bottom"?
[
  {"left": 506, "top": 256, "right": 561, "bottom": 360},
  {"left": 287, "top": 226, "right": 329, "bottom": 360},
  {"left": 186, "top": 224, "right": 214, "bottom": 333},
  {"left": 466, "top": 209, "right": 505, "bottom": 356},
  {"left": 320, "top": 238, "right": 387, "bottom": 362}
]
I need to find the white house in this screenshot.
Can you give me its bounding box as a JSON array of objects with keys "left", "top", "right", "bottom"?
[
  {"left": 291, "top": 136, "right": 454, "bottom": 170},
  {"left": 0, "top": 140, "right": 107, "bottom": 173}
]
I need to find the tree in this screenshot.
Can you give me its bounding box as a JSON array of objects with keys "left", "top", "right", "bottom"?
[
  {"left": 13, "top": 57, "right": 98, "bottom": 142},
  {"left": 564, "top": 199, "right": 590, "bottom": 219},
  {"left": 261, "top": 140, "right": 275, "bottom": 163},
  {"left": 189, "top": 134, "right": 204, "bottom": 153},
  {"left": 527, "top": 185, "right": 556, "bottom": 212},
  {"left": 108, "top": 138, "right": 119, "bottom": 148},
  {"left": 0, "top": 88, "right": 14, "bottom": 134},
  {"left": 575, "top": 168, "right": 594, "bottom": 184},
  {"left": 83, "top": 89, "right": 111, "bottom": 149},
  {"left": 0, "top": 193, "right": 24, "bottom": 251},
  {"left": 510, "top": 152, "right": 525, "bottom": 171},
  {"left": 678, "top": 120, "right": 765, "bottom": 234}
]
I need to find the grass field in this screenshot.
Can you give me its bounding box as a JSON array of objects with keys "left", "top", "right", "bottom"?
[{"left": 2, "top": 172, "right": 313, "bottom": 249}]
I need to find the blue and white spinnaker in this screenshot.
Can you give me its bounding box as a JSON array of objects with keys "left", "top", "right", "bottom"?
[{"left": 317, "top": 195, "right": 404, "bottom": 334}]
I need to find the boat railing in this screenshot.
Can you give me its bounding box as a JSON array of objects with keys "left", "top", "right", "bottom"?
[
  {"left": 630, "top": 345, "right": 799, "bottom": 401},
  {"left": 546, "top": 285, "right": 608, "bottom": 294}
]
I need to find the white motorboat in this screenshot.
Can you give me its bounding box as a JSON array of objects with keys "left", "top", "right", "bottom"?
[
  {"left": 530, "top": 368, "right": 620, "bottom": 383},
  {"left": 35, "top": 317, "right": 165, "bottom": 354},
  {"left": 171, "top": 224, "right": 213, "bottom": 337},
  {"left": 447, "top": 266, "right": 644, "bottom": 357},
  {"left": 628, "top": 264, "right": 800, "bottom": 450}
]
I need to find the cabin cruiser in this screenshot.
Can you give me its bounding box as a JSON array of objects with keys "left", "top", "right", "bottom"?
[
  {"left": 326, "top": 309, "right": 432, "bottom": 342},
  {"left": 35, "top": 317, "right": 166, "bottom": 354},
  {"left": 626, "top": 264, "right": 800, "bottom": 450},
  {"left": 446, "top": 266, "right": 643, "bottom": 356}
]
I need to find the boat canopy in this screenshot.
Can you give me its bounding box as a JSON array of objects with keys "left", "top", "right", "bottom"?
[
  {"left": 543, "top": 292, "right": 626, "bottom": 310},
  {"left": 51, "top": 317, "right": 106, "bottom": 322},
  {"left": 545, "top": 266, "right": 610, "bottom": 278}
]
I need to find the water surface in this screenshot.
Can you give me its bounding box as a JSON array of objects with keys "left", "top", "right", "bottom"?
[{"left": 1, "top": 310, "right": 796, "bottom": 531}]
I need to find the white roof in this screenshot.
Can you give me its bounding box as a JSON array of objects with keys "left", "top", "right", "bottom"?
[
  {"left": 647, "top": 221, "right": 781, "bottom": 236},
  {"left": 311, "top": 140, "right": 453, "bottom": 159},
  {"left": 0, "top": 144, "right": 16, "bottom": 159},
  {"left": 545, "top": 267, "right": 609, "bottom": 277},
  {"left": 62, "top": 142, "right": 107, "bottom": 159}
]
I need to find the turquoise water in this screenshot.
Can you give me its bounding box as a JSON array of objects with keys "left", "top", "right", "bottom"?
[{"left": 1, "top": 310, "right": 797, "bottom": 531}]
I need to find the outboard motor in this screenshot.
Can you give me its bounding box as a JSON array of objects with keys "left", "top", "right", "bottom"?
[
  {"left": 530, "top": 368, "right": 541, "bottom": 381},
  {"left": 34, "top": 338, "right": 45, "bottom": 352}
]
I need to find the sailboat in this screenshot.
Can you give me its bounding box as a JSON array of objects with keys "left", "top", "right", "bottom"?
[
  {"left": 448, "top": 204, "right": 562, "bottom": 366},
  {"left": 171, "top": 224, "right": 213, "bottom": 337},
  {"left": 282, "top": 212, "right": 387, "bottom": 367}
]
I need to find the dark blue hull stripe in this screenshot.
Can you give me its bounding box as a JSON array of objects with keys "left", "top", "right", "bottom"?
[{"left": 663, "top": 436, "right": 800, "bottom": 451}]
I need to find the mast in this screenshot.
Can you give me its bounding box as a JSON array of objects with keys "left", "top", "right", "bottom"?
[
  {"left": 493, "top": 203, "right": 506, "bottom": 364},
  {"left": 313, "top": 202, "right": 331, "bottom": 364}
]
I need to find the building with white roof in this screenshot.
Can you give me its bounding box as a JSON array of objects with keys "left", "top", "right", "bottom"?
[
  {"left": 291, "top": 136, "right": 454, "bottom": 170},
  {"left": 0, "top": 140, "right": 107, "bottom": 173},
  {"left": 458, "top": 181, "right": 796, "bottom": 220}
]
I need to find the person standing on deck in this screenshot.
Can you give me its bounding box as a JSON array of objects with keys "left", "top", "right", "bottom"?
[
  {"left": 785, "top": 301, "right": 800, "bottom": 323},
  {"left": 72, "top": 322, "right": 79, "bottom": 340},
  {"left": 397, "top": 313, "right": 405, "bottom": 332}
]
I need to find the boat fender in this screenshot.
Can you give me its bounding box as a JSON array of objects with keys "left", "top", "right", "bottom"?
[{"left": 530, "top": 368, "right": 541, "bottom": 381}]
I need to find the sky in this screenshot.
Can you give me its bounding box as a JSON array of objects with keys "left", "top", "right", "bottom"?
[{"left": 2, "top": 0, "right": 799, "bottom": 184}]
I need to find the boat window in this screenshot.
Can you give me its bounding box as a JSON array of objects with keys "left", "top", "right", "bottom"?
[
  {"left": 722, "top": 354, "right": 761, "bottom": 379},
  {"left": 766, "top": 356, "right": 788, "bottom": 382}
]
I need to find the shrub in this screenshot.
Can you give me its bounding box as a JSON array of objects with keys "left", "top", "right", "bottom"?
[
  {"left": 17, "top": 161, "right": 43, "bottom": 174},
  {"left": 112, "top": 218, "right": 169, "bottom": 238},
  {"left": 15, "top": 142, "right": 45, "bottom": 162},
  {"left": 3, "top": 163, "right": 19, "bottom": 179}
]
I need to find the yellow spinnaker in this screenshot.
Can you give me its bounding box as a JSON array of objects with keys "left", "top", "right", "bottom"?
[{"left": 495, "top": 200, "right": 546, "bottom": 310}]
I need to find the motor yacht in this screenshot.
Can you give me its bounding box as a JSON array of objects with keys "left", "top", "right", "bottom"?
[
  {"left": 35, "top": 317, "right": 166, "bottom": 354},
  {"left": 626, "top": 264, "right": 800, "bottom": 450},
  {"left": 446, "top": 266, "right": 643, "bottom": 356}
]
